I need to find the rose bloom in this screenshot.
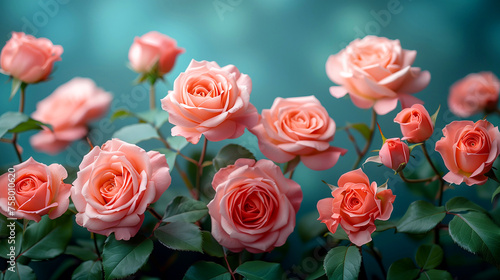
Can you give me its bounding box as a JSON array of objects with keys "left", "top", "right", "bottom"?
[
  {"left": 394, "top": 104, "right": 434, "bottom": 143},
  {"left": 326, "top": 36, "right": 430, "bottom": 115},
  {"left": 0, "top": 157, "right": 71, "bottom": 222},
  {"left": 208, "top": 159, "right": 302, "bottom": 253},
  {"left": 129, "top": 31, "right": 184, "bottom": 75},
  {"left": 448, "top": 72, "right": 500, "bottom": 118},
  {"left": 71, "top": 139, "right": 171, "bottom": 240},
  {"left": 30, "top": 78, "right": 112, "bottom": 154},
  {"left": 250, "top": 96, "right": 347, "bottom": 171},
  {"left": 379, "top": 138, "right": 410, "bottom": 170},
  {"left": 0, "top": 32, "right": 63, "bottom": 83},
  {"left": 161, "top": 60, "right": 259, "bottom": 144},
  {"left": 435, "top": 120, "right": 500, "bottom": 186},
  {"left": 317, "top": 168, "right": 395, "bottom": 246}
]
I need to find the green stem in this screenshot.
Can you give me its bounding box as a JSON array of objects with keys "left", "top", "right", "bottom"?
[
  {"left": 149, "top": 80, "right": 156, "bottom": 110},
  {"left": 421, "top": 143, "right": 444, "bottom": 206},
  {"left": 195, "top": 137, "right": 208, "bottom": 198},
  {"left": 12, "top": 84, "right": 26, "bottom": 163},
  {"left": 399, "top": 171, "right": 436, "bottom": 184},
  {"left": 352, "top": 109, "right": 377, "bottom": 170}
]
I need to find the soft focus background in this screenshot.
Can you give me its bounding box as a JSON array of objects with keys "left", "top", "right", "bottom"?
[{"left": 1, "top": 0, "right": 500, "bottom": 279}]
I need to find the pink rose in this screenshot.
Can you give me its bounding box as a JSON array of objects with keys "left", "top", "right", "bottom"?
[
  {"left": 30, "top": 78, "right": 112, "bottom": 154},
  {"left": 129, "top": 31, "right": 184, "bottom": 75},
  {"left": 0, "top": 157, "right": 71, "bottom": 222},
  {"left": 317, "top": 168, "right": 395, "bottom": 246},
  {"left": 326, "top": 36, "right": 430, "bottom": 115},
  {"left": 448, "top": 72, "right": 500, "bottom": 117},
  {"left": 161, "top": 60, "right": 259, "bottom": 144},
  {"left": 71, "top": 139, "right": 171, "bottom": 240},
  {"left": 394, "top": 104, "right": 434, "bottom": 143},
  {"left": 207, "top": 159, "right": 302, "bottom": 253},
  {"left": 435, "top": 120, "right": 500, "bottom": 186},
  {"left": 0, "top": 32, "right": 63, "bottom": 83},
  {"left": 250, "top": 96, "right": 347, "bottom": 171},
  {"left": 379, "top": 138, "right": 410, "bottom": 170}
]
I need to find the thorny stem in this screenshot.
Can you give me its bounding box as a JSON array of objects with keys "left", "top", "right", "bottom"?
[{"left": 352, "top": 109, "right": 377, "bottom": 170}]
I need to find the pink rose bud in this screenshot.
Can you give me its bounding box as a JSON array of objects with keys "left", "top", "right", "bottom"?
[
  {"left": 317, "top": 168, "right": 396, "bottom": 246},
  {"left": 394, "top": 104, "right": 434, "bottom": 143},
  {"left": 448, "top": 72, "right": 500, "bottom": 118},
  {"left": 379, "top": 138, "right": 410, "bottom": 170},
  {"left": 0, "top": 32, "right": 63, "bottom": 83},
  {"left": 0, "top": 157, "right": 71, "bottom": 222},
  {"left": 128, "top": 31, "right": 184, "bottom": 75},
  {"left": 326, "top": 35, "right": 430, "bottom": 115},
  {"left": 435, "top": 120, "right": 500, "bottom": 186}
]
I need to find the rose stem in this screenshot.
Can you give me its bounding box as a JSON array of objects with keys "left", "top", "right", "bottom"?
[
  {"left": 223, "top": 249, "right": 237, "bottom": 280},
  {"left": 195, "top": 137, "right": 208, "bottom": 199},
  {"left": 147, "top": 207, "right": 163, "bottom": 221},
  {"left": 345, "top": 127, "right": 362, "bottom": 156},
  {"left": 91, "top": 232, "right": 102, "bottom": 260},
  {"left": 352, "top": 109, "right": 377, "bottom": 170},
  {"left": 149, "top": 79, "right": 156, "bottom": 110},
  {"left": 421, "top": 143, "right": 444, "bottom": 206},
  {"left": 398, "top": 171, "right": 436, "bottom": 184},
  {"left": 357, "top": 246, "right": 368, "bottom": 280},
  {"left": 12, "top": 83, "right": 27, "bottom": 163},
  {"left": 367, "top": 242, "right": 387, "bottom": 278}
]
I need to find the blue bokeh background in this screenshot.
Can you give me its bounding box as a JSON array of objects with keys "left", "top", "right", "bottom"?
[{"left": 1, "top": 0, "right": 500, "bottom": 278}]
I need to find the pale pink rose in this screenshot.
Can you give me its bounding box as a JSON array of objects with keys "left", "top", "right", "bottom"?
[
  {"left": 71, "top": 139, "right": 171, "bottom": 240},
  {"left": 250, "top": 96, "right": 347, "bottom": 171},
  {"left": 0, "top": 157, "right": 71, "bottom": 222},
  {"left": 317, "top": 168, "right": 395, "bottom": 246},
  {"left": 30, "top": 78, "right": 112, "bottom": 154},
  {"left": 394, "top": 104, "right": 434, "bottom": 143},
  {"left": 326, "top": 36, "right": 430, "bottom": 115},
  {"left": 379, "top": 138, "right": 410, "bottom": 170},
  {"left": 129, "top": 31, "right": 184, "bottom": 75},
  {"left": 0, "top": 32, "right": 63, "bottom": 83},
  {"left": 208, "top": 158, "right": 302, "bottom": 253},
  {"left": 435, "top": 120, "right": 500, "bottom": 186},
  {"left": 161, "top": 60, "right": 259, "bottom": 144},
  {"left": 448, "top": 72, "right": 500, "bottom": 118}
]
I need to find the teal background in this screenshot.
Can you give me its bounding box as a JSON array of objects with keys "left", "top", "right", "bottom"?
[{"left": 1, "top": 0, "right": 500, "bottom": 279}]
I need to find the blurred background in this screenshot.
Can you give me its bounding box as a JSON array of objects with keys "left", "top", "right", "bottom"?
[{"left": 1, "top": 0, "right": 500, "bottom": 279}]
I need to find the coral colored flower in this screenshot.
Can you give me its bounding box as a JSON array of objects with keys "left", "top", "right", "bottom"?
[
  {"left": 30, "top": 78, "right": 112, "bottom": 154},
  {"left": 448, "top": 72, "right": 500, "bottom": 118},
  {"left": 71, "top": 139, "right": 171, "bottom": 240},
  {"left": 317, "top": 169, "right": 395, "bottom": 246},
  {"left": 0, "top": 157, "right": 71, "bottom": 222},
  {"left": 435, "top": 120, "right": 500, "bottom": 186},
  {"left": 394, "top": 104, "right": 434, "bottom": 143},
  {"left": 128, "top": 31, "right": 184, "bottom": 75},
  {"left": 208, "top": 159, "right": 302, "bottom": 253},
  {"left": 379, "top": 138, "right": 410, "bottom": 170},
  {"left": 161, "top": 60, "right": 259, "bottom": 144},
  {"left": 250, "top": 96, "right": 347, "bottom": 171},
  {"left": 326, "top": 36, "right": 430, "bottom": 115},
  {"left": 1, "top": 32, "right": 63, "bottom": 83}
]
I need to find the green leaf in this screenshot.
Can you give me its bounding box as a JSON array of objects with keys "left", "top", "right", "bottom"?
[
  {"left": 155, "top": 222, "right": 202, "bottom": 252},
  {"left": 325, "top": 226, "right": 349, "bottom": 241},
  {"left": 0, "top": 218, "right": 22, "bottom": 257},
  {"left": 4, "top": 263, "right": 36, "bottom": 280},
  {"left": 65, "top": 244, "right": 98, "bottom": 261},
  {"left": 397, "top": 201, "right": 446, "bottom": 234},
  {"left": 213, "top": 144, "right": 256, "bottom": 171},
  {"left": 110, "top": 109, "right": 135, "bottom": 122},
  {"left": 0, "top": 112, "right": 28, "bottom": 138},
  {"left": 163, "top": 196, "right": 208, "bottom": 223},
  {"left": 323, "top": 246, "right": 361, "bottom": 280},
  {"left": 492, "top": 186, "right": 500, "bottom": 203},
  {"left": 154, "top": 148, "right": 177, "bottom": 171},
  {"left": 375, "top": 220, "right": 397, "bottom": 232},
  {"left": 235, "top": 261, "right": 284, "bottom": 280},
  {"left": 201, "top": 231, "right": 224, "bottom": 258},
  {"left": 72, "top": 260, "right": 103, "bottom": 280},
  {"left": 102, "top": 234, "right": 153, "bottom": 280},
  {"left": 417, "top": 269, "right": 452, "bottom": 280},
  {"left": 348, "top": 123, "right": 371, "bottom": 141},
  {"left": 112, "top": 123, "right": 159, "bottom": 144},
  {"left": 183, "top": 261, "right": 231, "bottom": 280},
  {"left": 137, "top": 109, "right": 169, "bottom": 128},
  {"left": 167, "top": 136, "right": 188, "bottom": 151},
  {"left": 8, "top": 118, "right": 51, "bottom": 134},
  {"left": 21, "top": 213, "right": 73, "bottom": 259},
  {"left": 306, "top": 266, "right": 326, "bottom": 280},
  {"left": 387, "top": 258, "right": 419, "bottom": 280},
  {"left": 9, "top": 78, "right": 22, "bottom": 101},
  {"left": 415, "top": 244, "right": 443, "bottom": 270},
  {"left": 445, "top": 197, "right": 487, "bottom": 214},
  {"left": 448, "top": 211, "right": 500, "bottom": 264},
  {"left": 430, "top": 105, "right": 440, "bottom": 126},
  {"left": 298, "top": 212, "right": 328, "bottom": 242}
]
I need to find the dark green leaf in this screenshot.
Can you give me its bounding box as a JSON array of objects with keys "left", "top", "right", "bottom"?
[
  {"left": 387, "top": 258, "right": 419, "bottom": 280},
  {"left": 375, "top": 220, "right": 397, "bottom": 232},
  {"left": 448, "top": 211, "right": 500, "bottom": 264},
  {"left": 183, "top": 261, "right": 231, "bottom": 280},
  {"left": 416, "top": 244, "right": 443, "bottom": 270},
  {"left": 445, "top": 197, "right": 487, "bottom": 214},
  {"left": 201, "top": 231, "right": 224, "bottom": 258},
  {"left": 397, "top": 201, "right": 446, "bottom": 234},
  {"left": 21, "top": 214, "right": 72, "bottom": 259},
  {"left": 8, "top": 118, "right": 51, "bottom": 134},
  {"left": 167, "top": 136, "right": 188, "bottom": 151},
  {"left": 155, "top": 222, "right": 202, "bottom": 252},
  {"left": 163, "top": 196, "right": 208, "bottom": 223},
  {"left": 9, "top": 79, "right": 22, "bottom": 101},
  {"left": 492, "top": 186, "right": 500, "bottom": 203},
  {"left": 102, "top": 234, "right": 153, "bottom": 280},
  {"left": 4, "top": 263, "right": 36, "bottom": 280},
  {"left": 0, "top": 218, "right": 22, "bottom": 257},
  {"left": 213, "top": 144, "right": 256, "bottom": 171},
  {"left": 235, "top": 261, "right": 284, "bottom": 280},
  {"left": 306, "top": 266, "right": 326, "bottom": 280},
  {"left": 323, "top": 246, "right": 361, "bottom": 280},
  {"left": 72, "top": 260, "right": 103, "bottom": 280},
  {"left": 298, "top": 212, "right": 328, "bottom": 242},
  {"left": 349, "top": 123, "right": 371, "bottom": 141},
  {"left": 112, "top": 123, "right": 159, "bottom": 144},
  {"left": 325, "top": 226, "right": 349, "bottom": 241},
  {"left": 0, "top": 112, "right": 28, "bottom": 138},
  {"left": 417, "top": 269, "right": 452, "bottom": 280},
  {"left": 65, "top": 245, "right": 98, "bottom": 261}
]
